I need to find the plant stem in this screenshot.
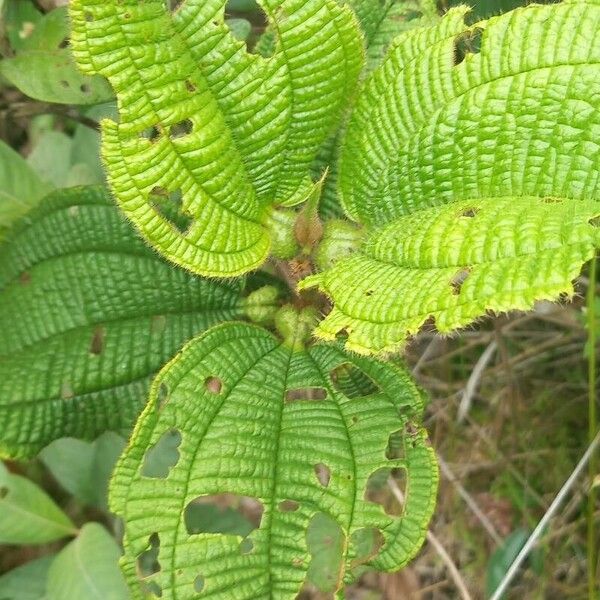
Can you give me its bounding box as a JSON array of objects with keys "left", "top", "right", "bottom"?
[{"left": 588, "top": 254, "right": 598, "bottom": 600}]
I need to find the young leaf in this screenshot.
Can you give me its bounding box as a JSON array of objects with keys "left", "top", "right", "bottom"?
[
  {"left": 0, "top": 7, "right": 113, "bottom": 105},
  {"left": 46, "top": 523, "right": 129, "bottom": 600},
  {"left": 0, "top": 140, "right": 52, "bottom": 237},
  {"left": 301, "top": 197, "right": 600, "bottom": 354},
  {"left": 110, "top": 322, "right": 438, "bottom": 598},
  {"left": 304, "top": 0, "right": 600, "bottom": 354},
  {"left": 0, "top": 462, "right": 76, "bottom": 544},
  {"left": 339, "top": 1, "right": 600, "bottom": 224},
  {"left": 69, "top": 0, "right": 363, "bottom": 276},
  {"left": 0, "top": 555, "right": 54, "bottom": 600},
  {"left": 0, "top": 186, "right": 246, "bottom": 458}
]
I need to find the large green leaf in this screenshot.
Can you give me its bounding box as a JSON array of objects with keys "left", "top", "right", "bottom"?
[
  {"left": 339, "top": 1, "right": 600, "bottom": 224},
  {"left": 40, "top": 432, "right": 126, "bottom": 510},
  {"left": 69, "top": 0, "right": 363, "bottom": 277},
  {"left": 303, "top": 0, "right": 600, "bottom": 354},
  {"left": 0, "top": 140, "right": 52, "bottom": 237},
  {"left": 46, "top": 523, "right": 129, "bottom": 600},
  {"left": 110, "top": 321, "right": 437, "bottom": 598},
  {"left": 0, "top": 555, "right": 54, "bottom": 600},
  {"left": 0, "top": 186, "right": 246, "bottom": 458},
  {"left": 301, "top": 197, "right": 600, "bottom": 354},
  {"left": 0, "top": 462, "right": 76, "bottom": 544},
  {"left": 0, "top": 7, "right": 113, "bottom": 105}
]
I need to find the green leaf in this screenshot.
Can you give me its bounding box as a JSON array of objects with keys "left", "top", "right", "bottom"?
[
  {"left": 0, "top": 140, "right": 52, "bottom": 237},
  {"left": 0, "top": 186, "right": 246, "bottom": 458},
  {"left": 46, "top": 523, "right": 129, "bottom": 600},
  {"left": 0, "top": 555, "right": 54, "bottom": 600},
  {"left": 315, "top": 0, "right": 440, "bottom": 220},
  {"left": 339, "top": 2, "right": 600, "bottom": 225},
  {"left": 301, "top": 197, "right": 600, "bottom": 354},
  {"left": 304, "top": 1, "right": 600, "bottom": 354},
  {"left": 3, "top": 0, "right": 43, "bottom": 52},
  {"left": 0, "top": 7, "right": 113, "bottom": 105},
  {"left": 485, "top": 528, "right": 529, "bottom": 599},
  {"left": 110, "top": 321, "right": 438, "bottom": 598},
  {"left": 40, "top": 432, "right": 126, "bottom": 510},
  {"left": 69, "top": 0, "right": 363, "bottom": 277},
  {"left": 27, "top": 131, "right": 74, "bottom": 188},
  {"left": 0, "top": 462, "right": 76, "bottom": 544}
]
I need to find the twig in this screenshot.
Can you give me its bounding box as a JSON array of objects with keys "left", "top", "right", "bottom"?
[
  {"left": 490, "top": 429, "right": 600, "bottom": 600},
  {"left": 437, "top": 455, "right": 503, "bottom": 546},
  {"left": 457, "top": 341, "right": 497, "bottom": 422},
  {"left": 388, "top": 478, "right": 473, "bottom": 600}
]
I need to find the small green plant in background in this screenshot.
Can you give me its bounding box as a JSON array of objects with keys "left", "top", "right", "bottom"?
[{"left": 0, "top": 0, "right": 599, "bottom": 597}]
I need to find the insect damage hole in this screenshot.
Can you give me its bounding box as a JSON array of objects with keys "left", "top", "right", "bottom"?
[
  {"left": 314, "top": 463, "right": 331, "bottom": 488},
  {"left": 193, "top": 575, "right": 204, "bottom": 593},
  {"left": 136, "top": 532, "right": 161, "bottom": 578},
  {"left": 141, "top": 429, "right": 182, "bottom": 478},
  {"left": 140, "top": 125, "right": 161, "bottom": 142},
  {"left": 151, "top": 188, "right": 193, "bottom": 235},
  {"left": 589, "top": 215, "right": 600, "bottom": 227},
  {"left": 278, "top": 499, "right": 299, "bottom": 512},
  {"left": 450, "top": 268, "right": 470, "bottom": 296},
  {"left": 385, "top": 429, "right": 406, "bottom": 460},
  {"left": 305, "top": 513, "right": 345, "bottom": 594},
  {"left": 185, "top": 494, "right": 263, "bottom": 556},
  {"left": 453, "top": 27, "right": 483, "bottom": 66},
  {"left": 204, "top": 376, "right": 222, "bottom": 394},
  {"left": 89, "top": 325, "right": 105, "bottom": 356},
  {"left": 460, "top": 207, "right": 479, "bottom": 218},
  {"left": 330, "top": 363, "right": 381, "bottom": 398},
  {"left": 285, "top": 387, "right": 327, "bottom": 402},
  {"left": 169, "top": 119, "right": 193, "bottom": 139},
  {"left": 364, "top": 468, "right": 406, "bottom": 517},
  {"left": 349, "top": 527, "right": 385, "bottom": 568}
]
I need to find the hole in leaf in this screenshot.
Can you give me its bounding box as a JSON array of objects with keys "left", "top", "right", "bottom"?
[
  {"left": 450, "top": 268, "right": 470, "bottom": 295},
  {"left": 143, "top": 581, "right": 162, "bottom": 597},
  {"left": 314, "top": 463, "right": 331, "bottom": 488},
  {"left": 89, "top": 325, "right": 105, "bottom": 356},
  {"left": 453, "top": 27, "right": 483, "bottom": 66},
  {"left": 365, "top": 468, "right": 406, "bottom": 517},
  {"left": 58, "top": 38, "right": 69, "bottom": 49},
  {"left": 170, "top": 119, "right": 193, "bottom": 139},
  {"left": 204, "top": 376, "right": 222, "bottom": 394},
  {"left": 460, "top": 207, "right": 479, "bottom": 218},
  {"left": 141, "top": 429, "right": 182, "bottom": 478},
  {"left": 151, "top": 189, "right": 193, "bottom": 234},
  {"left": 156, "top": 383, "right": 169, "bottom": 411},
  {"left": 136, "top": 533, "right": 161, "bottom": 578},
  {"left": 184, "top": 494, "right": 263, "bottom": 535},
  {"left": 141, "top": 126, "right": 161, "bottom": 142},
  {"left": 330, "top": 363, "right": 381, "bottom": 398},
  {"left": 19, "top": 271, "right": 31, "bottom": 285},
  {"left": 542, "top": 197, "right": 562, "bottom": 204},
  {"left": 239, "top": 538, "right": 254, "bottom": 554},
  {"left": 385, "top": 429, "right": 406, "bottom": 460},
  {"left": 349, "top": 527, "right": 385, "bottom": 568},
  {"left": 306, "top": 513, "right": 345, "bottom": 594},
  {"left": 285, "top": 387, "right": 327, "bottom": 402},
  {"left": 60, "top": 382, "right": 75, "bottom": 400},
  {"left": 193, "top": 575, "right": 204, "bottom": 593},
  {"left": 365, "top": 289, "right": 374, "bottom": 297},
  {"left": 168, "top": 0, "right": 184, "bottom": 11},
  {"left": 589, "top": 216, "right": 600, "bottom": 228},
  {"left": 185, "top": 79, "right": 196, "bottom": 93},
  {"left": 151, "top": 315, "right": 167, "bottom": 334},
  {"left": 123, "top": 12, "right": 131, "bottom": 19},
  {"left": 278, "top": 499, "right": 299, "bottom": 512}
]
